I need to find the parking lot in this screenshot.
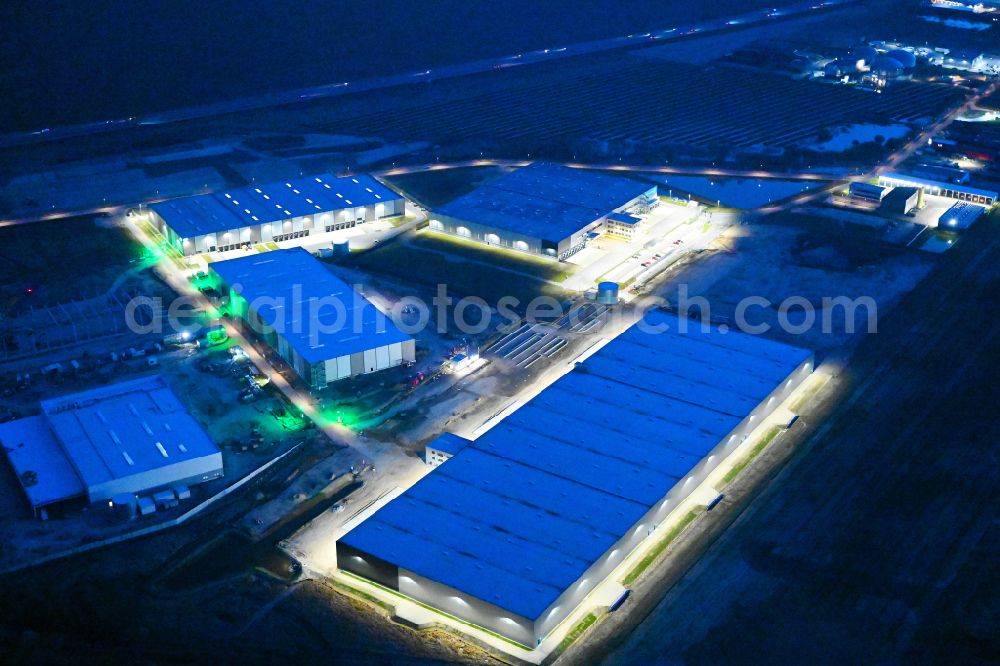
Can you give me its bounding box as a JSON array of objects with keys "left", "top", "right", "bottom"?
[{"left": 563, "top": 200, "right": 704, "bottom": 291}]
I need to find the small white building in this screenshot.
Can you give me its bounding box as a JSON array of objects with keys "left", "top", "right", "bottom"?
[
  {"left": 424, "top": 433, "right": 471, "bottom": 467},
  {"left": 604, "top": 212, "right": 645, "bottom": 239}
]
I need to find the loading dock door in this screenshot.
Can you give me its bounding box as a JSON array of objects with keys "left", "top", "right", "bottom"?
[
  {"left": 388, "top": 342, "right": 402, "bottom": 366},
  {"left": 375, "top": 345, "right": 390, "bottom": 370}
]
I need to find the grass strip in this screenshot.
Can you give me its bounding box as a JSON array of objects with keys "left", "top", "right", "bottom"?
[
  {"left": 622, "top": 511, "right": 699, "bottom": 586},
  {"left": 550, "top": 613, "right": 598, "bottom": 659},
  {"left": 721, "top": 426, "right": 784, "bottom": 486}
]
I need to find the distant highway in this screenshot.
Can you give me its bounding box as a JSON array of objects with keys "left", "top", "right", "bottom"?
[
  {"left": 0, "top": 161, "right": 837, "bottom": 228},
  {"left": 378, "top": 159, "right": 833, "bottom": 181},
  {"left": 0, "top": 0, "right": 856, "bottom": 150}
]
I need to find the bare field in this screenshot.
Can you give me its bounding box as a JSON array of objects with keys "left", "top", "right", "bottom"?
[
  {"left": 589, "top": 211, "right": 1000, "bottom": 665},
  {"left": 656, "top": 214, "right": 935, "bottom": 353}
]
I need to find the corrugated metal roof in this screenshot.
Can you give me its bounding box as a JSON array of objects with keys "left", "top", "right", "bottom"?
[
  {"left": 151, "top": 173, "right": 401, "bottom": 239},
  {"left": 210, "top": 248, "right": 412, "bottom": 364},
  {"left": 340, "top": 311, "right": 812, "bottom": 620},
  {"left": 39, "top": 375, "right": 220, "bottom": 490},
  {"left": 939, "top": 201, "right": 985, "bottom": 229},
  {"left": 434, "top": 163, "right": 656, "bottom": 242},
  {"left": 0, "top": 416, "right": 85, "bottom": 507}
]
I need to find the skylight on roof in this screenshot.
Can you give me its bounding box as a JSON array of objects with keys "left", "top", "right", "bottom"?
[
  {"left": 352, "top": 178, "right": 359, "bottom": 183},
  {"left": 284, "top": 210, "right": 291, "bottom": 215},
  {"left": 336, "top": 193, "right": 343, "bottom": 198},
  {"left": 255, "top": 188, "right": 262, "bottom": 193},
  {"left": 293, "top": 189, "right": 300, "bottom": 194},
  {"left": 366, "top": 187, "right": 373, "bottom": 193},
  {"left": 305, "top": 198, "right": 313, "bottom": 204},
  {"left": 324, "top": 184, "right": 332, "bottom": 189},
  {"left": 263, "top": 194, "right": 270, "bottom": 200},
  {"left": 345, "top": 200, "right": 352, "bottom": 205},
  {"left": 315, "top": 177, "right": 323, "bottom": 183},
  {"left": 224, "top": 193, "right": 232, "bottom": 199}
]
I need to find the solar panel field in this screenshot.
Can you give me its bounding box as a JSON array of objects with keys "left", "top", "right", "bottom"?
[{"left": 322, "top": 58, "right": 966, "bottom": 152}]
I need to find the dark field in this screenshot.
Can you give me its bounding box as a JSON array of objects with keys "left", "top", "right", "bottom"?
[
  {"left": 588, "top": 210, "right": 1000, "bottom": 665},
  {"left": 321, "top": 58, "right": 965, "bottom": 153},
  {"left": 0, "top": 0, "right": 807, "bottom": 133},
  {"left": 339, "top": 229, "right": 573, "bottom": 307},
  {"left": 0, "top": 216, "right": 141, "bottom": 307},
  {"left": 383, "top": 166, "right": 512, "bottom": 208}
]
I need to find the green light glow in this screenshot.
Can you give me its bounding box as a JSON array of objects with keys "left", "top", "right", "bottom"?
[{"left": 318, "top": 404, "right": 360, "bottom": 430}]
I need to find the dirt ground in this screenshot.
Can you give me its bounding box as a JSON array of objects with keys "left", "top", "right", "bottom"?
[
  {"left": 0, "top": 518, "right": 497, "bottom": 664},
  {"left": 656, "top": 214, "right": 934, "bottom": 354},
  {"left": 564, "top": 211, "right": 1000, "bottom": 665}
]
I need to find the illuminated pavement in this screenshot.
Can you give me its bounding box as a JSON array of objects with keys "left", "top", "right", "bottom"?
[{"left": 122, "top": 213, "right": 432, "bottom": 533}]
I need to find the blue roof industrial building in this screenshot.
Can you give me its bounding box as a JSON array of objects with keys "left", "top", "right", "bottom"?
[
  {"left": 0, "top": 375, "right": 223, "bottom": 519},
  {"left": 148, "top": 173, "right": 404, "bottom": 255},
  {"left": 429, "top": 163, "right": 657, "bottom": 260},
  {"left": 210, "top": 248, "right": 415, "bottom": 389},
  {"left": 337, "top": 311, "right": 814, "bottom": 645}
]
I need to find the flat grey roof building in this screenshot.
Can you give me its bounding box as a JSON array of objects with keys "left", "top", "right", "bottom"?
[{"left": 879, "top": 172, "right": 997, "bottom": 206}]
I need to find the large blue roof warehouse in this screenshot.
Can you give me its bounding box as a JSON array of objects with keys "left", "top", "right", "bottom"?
[
  {"left": 210, "top": 248, "right": 415, "bottom": 389},
  {"left": 148, "top": 173, "right": 404, "bottom": 255},
  {"left": 430, "top": 163, "right": 657, "bottom": 260},
  {"left": 337, "top": 311, "right": 813, "bottom": 646}
]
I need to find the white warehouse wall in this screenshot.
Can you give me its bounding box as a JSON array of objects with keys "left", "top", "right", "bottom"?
[
  {"left": 531, "top": 354, "right": 814, "bottom": 641},
  {"left": 86, "top": 452, "right": 224, "bottom": 503}
]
